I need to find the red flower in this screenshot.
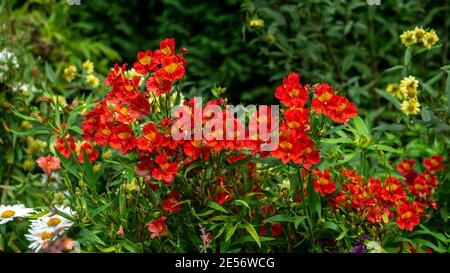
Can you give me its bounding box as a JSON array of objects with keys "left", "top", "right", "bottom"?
[
  {"left": 137, "top": 123, "right": 163, "bottom": 152},
  {"left": 54, "top": 135, "right": 76, "bottom": 159},
  {"left": 259, "top": 223, "right": 282, "bottom": 237},
  {"left": 146, "top": 70, "right": 172, "bottom": 96},
  {"left": 396, "top": 159, "right": 415, "bottom": 175},
  {"left": 275, "top": 73, "right": 309, "bottom": 107},
  {"left": 311, "top": 83, "right": 335, "bottom": 114},
  {"left": 270, "top": 129, "right": 302, "bottom": 164},
  {"left": 78, "top": 141, "right": 99, "bottom": 164},
  {"left": 148, "top": 216, "right": 170, "bottom": 239},
  {"left": 36, "top": 155, "right": 61, "bottom": 177},
  {"left": 423, "top": 155, "right": 442, "bottom": 172},
  {"left": 380, "top": 177, "right": 406, "bottom": 205},
  {"left": 396, "top": 203, "right": 420, "bottom": 231},
  {"left": 312, "top": 168, "right": 336, "bottom": 195},
  {"left": 162, "top": 190, "right": 183, "bottom": 214},
  {"left": 133, "top": 50, "right": 159, "bottom": 74},
  {"left": 151, "top": 154, "right": 178, "bottom": 183},
  {"left": 326, "top": 96, "right": 358, "bottom": 124},
  {"left": 158, "top": 38, "right": 175, "bottom": 57},
  {"left": 161, "top": 56, "right": 185, "bottom": 81},
  {"left": 109, "top": 123, "right": 136, "bottom": 154},
  {"left": 283, "top": 108, "right": 310, "bottom": 132}
]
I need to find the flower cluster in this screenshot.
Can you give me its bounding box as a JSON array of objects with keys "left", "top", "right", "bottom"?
[
  {"left": 79, "top": 38, "right": 359, "bottom": 239},
  {"left": 26, "top": 206, "right": 76, "bottom": 252},
  {"left": 400, "top": 26, "right": 439, "bottom": 49},
  {"left": 332, "top": 155, "right": 442, "bottom": 231},
  {"left": 272, "top": 73, "right": 357, "bottom": 167},
  {"left": 64, "top": 59, "right": 100, "bottom": 88},
  {"left": 0, "top": 48, "right": 19, "bottom": 82},
  {"left": 386, "top": 75, "right": 421, "bottom": 116}
]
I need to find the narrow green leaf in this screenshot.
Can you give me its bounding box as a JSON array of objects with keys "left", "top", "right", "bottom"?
[
  {"left": 206, "top": 201, "right": 229, "bottom": 214},
  {"left": 243, "top": 221, "right": 261, "bottom": 247}
]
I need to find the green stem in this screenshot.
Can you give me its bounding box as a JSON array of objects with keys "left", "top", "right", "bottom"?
[{"left": 297, "top": 167, "right": 315, "bottom": 248}]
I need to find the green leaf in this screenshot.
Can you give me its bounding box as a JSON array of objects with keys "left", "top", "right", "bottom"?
[
  {"left": 353, "top": 116, "right": 369, "bottom": 135},
  {"left": 446, "top": 72, "right": 450, "bottom": 114},
  {"left": 89, "top": 202, "right": 112, "bottom": 218},
  {"left": 45, "top": 62, "right": 56, "bottom": 83},
  {"left": 243, "top": 221, "right": 261, "bottom": 248},
  {"left": 371, "top": 144, "right": 399, "bottom": 153},
  {"left": 206, "top": 201, "right": 229, "bottom": 214},
  {"left": 336, "top": 228, "right": 348, "bottom": 241},
  {"left": 234, "top": 200, "right": 251, "bottom": 214},
  {"left": 79, "top": 228, "right": 106, "bottom": 246},
  {"left": 225, "top": 223, "right": 239, "bottom": 242},
  {"left": 404, "top": 46, "right": 412, "bottom": 68},
  {"left": 375, "top": 88, "right": 401, "bottom": 109},
  {"left": 11, "top": 108, "right": 38, "bottom": 121}
]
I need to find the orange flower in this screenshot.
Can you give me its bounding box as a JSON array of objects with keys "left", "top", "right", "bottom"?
[{"left": 54, "top": 135, "right": 76, "bottom": 159}]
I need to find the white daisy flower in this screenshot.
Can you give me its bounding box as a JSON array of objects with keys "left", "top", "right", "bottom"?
[
  {"left": 25, "top": 229, "right": 53, "bottom": 253},
  {"left": 30, "top": 206, "right": 75, "bottom": 232},
  {"left": 0, "top": 204, "right": 35, "bottom": 225}
]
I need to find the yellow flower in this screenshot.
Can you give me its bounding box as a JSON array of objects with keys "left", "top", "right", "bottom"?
[
  {"left": 400, "top": 30, "right": 417, "bottom": 46},
  {"left": 265, "top": 34, "right": 276, "bottom": 43},
  {"left": 54, "top": 95, "right": 67, "bottom": 107},
  {"left": 21, "top": 120, "right": 33, "bottom": 130},
  {"left": 82, "top": 60, "right": 94, "bottom": 74},
  {"left": 413, "top": 26, "right": 426, "bottom": 41},
  {"left": 249, "top": 18, "right": 264, "bottom": 28},
  {"left": 64, "top": 65, "right": 77, "bottom": 82},
  {"left": 86, "top": 74, "right": 100, "bottom": 88},
  {"left": 102, "top": 150, "right": 112, "bottom": 160},
  {"left": 23, "top": 159, "right": 34, "bottom": 171},
  {"left": 399, "top": 76, "right": 419, "bottom": 99},
  {"left": 422, "top": 30, "right": 439, "bottom": 49},
  {"left": 386, "top": 83, "right": 402, "bottom": 99},
  {"left": 400, "top": 98, "right": 421, "bottom": 115}
]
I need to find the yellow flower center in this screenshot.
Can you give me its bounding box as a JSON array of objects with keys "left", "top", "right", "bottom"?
[
  {"left": 118, "top": 132, "right": 130, "bottom": 139},
  {"left": 164, "top": 63, "right": 178, "bottom": 74},
  {"left": 47, "top": 217, "right": 62, "bottom": 227},
  {"left": 161, "top": 46, "right": 172, "bottom": 56},
  {"left": 1, "top": 210, "right": 15, "bottom": 218},
  {"left": 317, "top": 177, "right": 329, "bottom": 185},
  {"left": 288, "top": 88, "right": 300, "bottom": 98},
  {"left": 280, "top": 141, "right": 293, "bottom": 151},
  {"left": 160, "top": 163, "right": 169, "bottom": 171},
  {"left": 139, "top": 55, "right": 152, "bottom": 65},
  {"left": 288, "top": 121, "right": 300, "bottom": 129},
  {"left": 145, "top": 132, "right": 156, "bottom": 142},
  {"left": 319, "top": 92, "right": 333, "bottom": 102},
  {"left": 401, "top": 211, "right": 413, "bottom": 219},
  {"left": 191, "top": 140, "right": 202, "bottom": 148},
  {"left": 41, "top": 231, "right": 52, "bottom": 240},
  {"left": 102, "top": 128, "right": 111, "bottom": 136}
]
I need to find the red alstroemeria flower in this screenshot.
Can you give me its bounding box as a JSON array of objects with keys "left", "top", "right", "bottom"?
[
  {"left": 148, "top": 216, "right": 170, "bottom": 239},
  {"left": 275, "top": 72, "right": 309, "bottom": 107},
  {"left": 311, "top": 83, "right": 335, "bottom": 114},
  {"left": 105, "top": 63, "right": 127, "bottom": 87},
  {"left": 259, "top": 223, "right": 282, "bottom": 237},
  {"left": 423, "top": 155, "right": 442, "bottom": 172},
  {"left": 94, "top": 121, "right": 115, "bottom": 147},
  {"left": 146, "top": 70, "right": 172, "bottom": 96},
  {"left": 133, "top": 50, "right": 159, "bottom": 74},
  {"left": 312, "top": 168, "right": 336, "bottom": 195},
  {"left": 109, "top": 123, "right": 136, "bottom": 154},
  {"left": 78, "top": 141, "right": 99, "bottom": 164},
  {"left": 396, "top": 159, "right": 415, "bottom": 175},
  {"left": 158, "top": 38, "right": 175, "bottom": 57},
  {"left": 326, "top": 95, "right": 358, "bottom": 124},
  {"left": 209, "top": 180, "right": 233, "bottom": 205},
  {"left": 54, "top": 135, "right": 76, "bottom": 159},
  {"left": 162, "top": 190, "right": 183, "bottom": 214},
  {"left": 137, "top": 123, "right": 163, "bottom": 152},
  {"left": 151, "top": 154, "right": 178, "bottom": 183},
  {"left": 295, "top": 137, "right": 321, "bottom": 169},
  {"left": 380, "top": 177, "right": 406, "bottom": 205},
  {"left": 161, "top": 56, "right": 185, "bottom": 81},
  {"left": 283, "top": 108, "right": 310, "bottom": 132},
  {"left": 36, "top": 155, "right": 61, "bottom": 177},
  {"left": 418, "top": 171, "right": 438, "bottom": 188},
  {"left": 396, "top": 203, "right": 420, "bottom": 231},
  {"left": 270, "top": 130, "right": 302, "bottom": 164},
  {"left": 409, "top": 177, "right": 430, "bottom": 198}
]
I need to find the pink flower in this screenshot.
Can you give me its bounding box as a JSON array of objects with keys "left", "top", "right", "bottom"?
[
  {"left": 148, "top": 216, "right": 169, "bottom": 239},
  {"left": 36, "top": 155, "right": 61, "bottom": 177}
]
